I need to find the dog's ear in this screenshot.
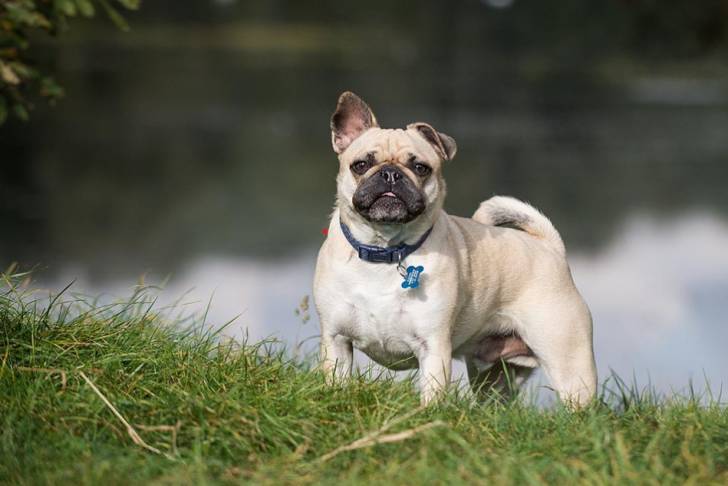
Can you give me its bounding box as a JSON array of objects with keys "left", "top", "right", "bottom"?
[
  {"left": 331, "top": 92, "right": 379, "bottom": 154},
  {"left": 407, "top": 122, "right": 457, "bottom": 161}
]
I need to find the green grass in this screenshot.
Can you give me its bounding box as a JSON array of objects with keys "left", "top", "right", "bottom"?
[{"left": 1, "top": 272, "right": 727, "bottom": 485}]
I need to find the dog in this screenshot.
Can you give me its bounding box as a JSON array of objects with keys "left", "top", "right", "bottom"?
[{"left": 313, "top": 92, "right": 596, "bottom": 406}]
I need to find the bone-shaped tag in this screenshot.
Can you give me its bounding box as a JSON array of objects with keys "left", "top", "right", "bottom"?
[{"left": 401, "top": 265, "right": 424, "bottom": 289}]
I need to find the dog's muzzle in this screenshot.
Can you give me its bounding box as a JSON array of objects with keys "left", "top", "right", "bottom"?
[{"left": 352, "top": 165, "right": 426, "bottom": 223}]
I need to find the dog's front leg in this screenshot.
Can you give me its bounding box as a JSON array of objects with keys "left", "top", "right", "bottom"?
[
  {"left": 320, "top": 333, "right": 353, "bottom": 383},
  {"left": 418, "top": 335, "right": 452, "bottom": 405}
]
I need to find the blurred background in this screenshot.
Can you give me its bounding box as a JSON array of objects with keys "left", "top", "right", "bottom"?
[{"left": 2, "top": 0, "right": 727, "bottom": 399}]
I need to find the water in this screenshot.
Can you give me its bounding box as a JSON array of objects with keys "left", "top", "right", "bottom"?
[
  {"left": 2, "top": 11, "right": 727, "bottom": 400},
  {"left": 36, "top": 212, "right": 728, "bottom": 401}
]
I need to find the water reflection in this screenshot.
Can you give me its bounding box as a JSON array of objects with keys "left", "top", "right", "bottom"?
[
  {"left": 3, "top": 24, "right": 728, "bottom": 276},
  {"left": 41, "top": 212, "right": 728, "bottom": 400},
  {"left": 572, "top": 213, "right": 728, "bottom": 396}
]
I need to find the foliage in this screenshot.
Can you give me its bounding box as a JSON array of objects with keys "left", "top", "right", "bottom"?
[
  {"left": 0, "top": 0, "right": 139, "bottom": 125},
  {"left": 1, "top": 273, "right": 727, "bottom": 484}
]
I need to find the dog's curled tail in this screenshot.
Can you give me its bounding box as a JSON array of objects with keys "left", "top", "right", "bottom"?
[{"left": 473, "top": 196, "right": 566, "bottom": 255}]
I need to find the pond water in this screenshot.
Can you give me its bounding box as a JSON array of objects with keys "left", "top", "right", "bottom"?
[
  {"left": 2, "top": 11, "right": 727, "bottom": 400},
  {"left": 37, "top": 212, "right": 728, "bottom": 402}
]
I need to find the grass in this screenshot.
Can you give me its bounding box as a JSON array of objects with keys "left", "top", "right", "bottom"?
[{"left": 1, "top": 272, "right": 727, "bottom": 485}]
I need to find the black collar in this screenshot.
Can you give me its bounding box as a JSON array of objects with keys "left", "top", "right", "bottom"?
[{"left": 339, "top": 220, "right": 433, "bottom": 264}]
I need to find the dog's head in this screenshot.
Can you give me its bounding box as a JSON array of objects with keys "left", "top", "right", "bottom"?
[{"left": 331, "top": 92, "right": 457, "bottom": 226}]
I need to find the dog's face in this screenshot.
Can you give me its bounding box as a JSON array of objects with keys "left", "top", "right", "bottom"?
[{"left": 331, "top": 92, "right": 457, "bottom": 225}]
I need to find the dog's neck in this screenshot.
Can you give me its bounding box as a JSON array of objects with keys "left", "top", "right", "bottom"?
[{"left": 338, "top": 203, "right": 440, "bottom": 247}]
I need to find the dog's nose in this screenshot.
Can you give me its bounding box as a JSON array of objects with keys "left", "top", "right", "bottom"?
[{"left": 379, "top": 166, "right": 402, "bottom": 184}]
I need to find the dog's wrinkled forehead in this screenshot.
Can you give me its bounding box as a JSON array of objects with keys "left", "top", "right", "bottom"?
[{"left": 341, "top": 127, "right": 442, "bottom": 167}]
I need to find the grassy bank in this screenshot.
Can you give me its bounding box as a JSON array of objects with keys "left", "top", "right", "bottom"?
[{"left": 1, "top": 274, "right": 726, "bottom": 485}]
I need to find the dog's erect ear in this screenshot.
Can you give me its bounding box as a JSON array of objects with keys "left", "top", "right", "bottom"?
[
  {"left": 407, "top": 122, "right": 457, "bottom": 161},
  {"left": 331, "top": 92, "right": 379, "bottom": 154}
]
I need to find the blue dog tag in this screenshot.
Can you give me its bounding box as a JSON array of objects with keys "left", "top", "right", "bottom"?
[{"left": 401, "top": 265, "right": 424, "bottom": 289}]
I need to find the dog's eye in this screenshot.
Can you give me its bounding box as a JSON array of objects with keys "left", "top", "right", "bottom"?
[
  {"left": 413, "top": 163, "right": 432, "bottom": 177},
  {"left": 351, "top": 160, "right": 371, "bottom": 175}
]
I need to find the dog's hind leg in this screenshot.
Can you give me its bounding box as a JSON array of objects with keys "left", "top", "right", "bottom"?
[
  {"left": 518, "top": 296, "right": 597, "bottom": 408},
  {"left": 466, "top": 358, "right": 533, "bottom": 402}
]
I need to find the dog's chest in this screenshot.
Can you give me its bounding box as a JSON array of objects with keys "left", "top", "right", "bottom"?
[{"left": 332, "top": 265, "right": 434, "bottom": 367}]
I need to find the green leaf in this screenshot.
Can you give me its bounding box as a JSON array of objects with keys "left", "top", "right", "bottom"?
[
  {"left": 8, "top": 61, "right": 36, "bottom": 80},
  {"left": 75, "top": 0, "right": 95, "bottom": 17},
  {"left": 0, "top": 61, "right": 21, "bottom": 85},
  {"left": 13, "top": 103, "right": 29, "bottom": 122},
  {"left": 40, "top": 77, "right": 65, "bottom": 99},
  {"left": 31, "top": 13, "right": 53, "bottom": 29},
  {"left": 98, "top": 0, "right": 130, "bottom": 31},
  {"left": 116, "top": 0, "right": 141, "bottom": 10},
  {"left": 5, "top": 4, "right": 38, "bottom": 25},
  {"left": 55, "top": 0, "right": 78, "bottom": 17}
]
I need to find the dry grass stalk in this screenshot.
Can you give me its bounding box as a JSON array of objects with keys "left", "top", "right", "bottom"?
[
  {"left": 318, "top": 406, "right": 446, "bottom": 462},
  {"left": 136, "top": 421, "right": 182, "bottom": 456},
  {"left": 16, "top": 366, "right": 67, "bottom": 390},
  {"left": 79, "top": 370, "right": 174, "bottom": 459}
]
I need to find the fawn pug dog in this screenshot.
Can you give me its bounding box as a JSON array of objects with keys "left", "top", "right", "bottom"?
[{"left": 314, "top": 92, "right": 596, "bottom": 406}]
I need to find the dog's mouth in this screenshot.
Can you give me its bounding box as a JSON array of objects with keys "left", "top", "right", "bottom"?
[
  {"left": 368, "top": 192, "right": 408, "bottom": 218},
  {"left": 354, "top": 188, "right": 425, "bottom": 223},
  {"left": 376, "top": 191, "right": 400, "bottom": 201},
  {"left": 351, "top": 166, "right": 427, "bottom": 224},
  {"left": 354, "top": 188, "right": 418, "bottom": 224}
]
